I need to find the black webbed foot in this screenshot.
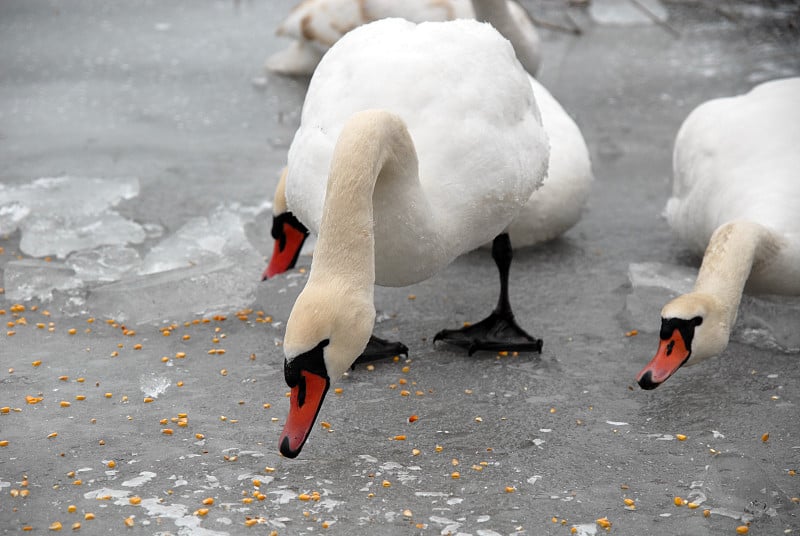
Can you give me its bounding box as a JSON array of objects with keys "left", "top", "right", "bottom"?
[
  {"left": 433, "top": 311, "right": 542, "bottom": 356},
  {"left": 350, "top": 335, "right": 409, "bottom": 369}
]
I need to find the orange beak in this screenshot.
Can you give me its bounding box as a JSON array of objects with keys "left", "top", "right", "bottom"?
[
  {"left": 279, "top": 370, "right": 329, "bottom": 458},
  {"left": 262, "top": 214, "right": 309, "bottom": 280},
  {"left": 636, "top": 329, "right": 691, "bottom": 390}
]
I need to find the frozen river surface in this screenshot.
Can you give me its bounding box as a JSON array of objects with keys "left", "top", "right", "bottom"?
[{"left": 1, "top": 0, "right": 799, "bottom": 534}]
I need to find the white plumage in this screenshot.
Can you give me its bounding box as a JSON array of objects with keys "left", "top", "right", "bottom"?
[{"left": 285, "top": 18, "right": 550, "bottom": 287}]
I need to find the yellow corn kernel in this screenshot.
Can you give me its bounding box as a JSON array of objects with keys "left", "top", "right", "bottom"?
[
  {"left": 382, "top": 480, "right": 391, "bottom": 487},
  {"left": 75, "top": 395, "right": 85, "bottom": 401},
  {"left": 674, "top": 496, "right": 684, "bottom": 506},
  {"left": 623, "top": 498, "right": 635, "bottom": 506},
  {"left": 129, "top": 496, "right": 141, "bottom": 505},
  {"left": 84, "top": 513, "right": 95, "bottom": 520},
  {"left": 162, "top": 429, "right": 173, "bottom": 435},
  {"left": 244, "top": 518, "right": 258, "bottom": 526},
  {"left": 71, "top": 522, "right": 81, "bottom": 530},
  {"left": 202, "top": 498, "right": 214, "bottom": 505},
  {"left": 107, "top": 461, "right": 116, "bottom": 469},
  {"left": 451, "top": 472, "right": 460, "bottom": 479},
  {"left": 596, "top": 517, "right": 612, "bottom": 529},
  {"left": 195, "top": 508, "right": 209, "bottom": 516},
  {"left": 761, "top": 433, "right": 769, "bottom": 442},
  {"left": 298, "top": 493, "right": 311, "bottom": 501},
  {"left": 736, "top": 526, "right": 749, "bottom": 534},
  {"left": 676, "top": 434, "right": 687, "bottom": 441},
  {"left": 702, "top": 509, "right": 711, "bottom": 517},
  {"left": 60, "top": 401, "right": 71, "bottom": 408},
  {"left": 505, "top": 486, "right": 515, "bottom": 493},
  {"left": 124, "top": 516, "right": 134, "bottom": 527},
  {"left": 49, "top": 521, "right": 63, "bottom": 531}
]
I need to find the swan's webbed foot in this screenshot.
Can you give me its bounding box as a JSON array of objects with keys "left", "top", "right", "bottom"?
[
  {"left": 433, "top": 311, "right": 543, "bottom": 356},
  {"left": 351, "top": 335, "right": 409, "bottom": 369}
]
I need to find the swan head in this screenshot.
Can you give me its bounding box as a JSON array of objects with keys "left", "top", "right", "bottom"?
[
  {"left": 278, "top": 282, "right": 374, "bottom": 458},
  {"left": 262, "top": 168, "right": 309, "bottom": 280},
  {"left": 636, "top": 293, "right": 730, "bottom": 389}
]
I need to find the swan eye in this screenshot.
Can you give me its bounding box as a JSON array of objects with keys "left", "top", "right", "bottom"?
[{"left": 284, "top": 339, "right": 330, "bottom": 388}]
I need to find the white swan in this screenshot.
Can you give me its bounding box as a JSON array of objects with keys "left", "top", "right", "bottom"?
[
  {"left": 276, "top": 18, "right": 563, "bottom": 457},
  {"left": 265, "top": 0, "right": 541, "bottom": 76},
  {"left": 636, "top": 77, "right": 800, "bottom": 390}
]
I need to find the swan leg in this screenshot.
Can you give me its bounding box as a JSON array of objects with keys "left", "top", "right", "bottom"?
[
  {"left": 433, "top": 233, "right": 543, "bottom": 356},
  {"left": 351, "top": 335, "right": 409, "bottom": 369}
]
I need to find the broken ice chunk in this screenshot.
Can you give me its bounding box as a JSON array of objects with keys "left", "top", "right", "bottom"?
[
  {"left": 87, "top": 258, "right": 260, "bottom": 324},
  {"left": 0, "top": 176, "right": 145, "bottom": 258},
  {"left": 139, "top": 205, "right": 262, "bottom": 275},
  {"left": 3, "top": 259, "right": 83, "bottom": 302},
  {"left": 66, "top": 245, "right": 142, "bottom": 282}
]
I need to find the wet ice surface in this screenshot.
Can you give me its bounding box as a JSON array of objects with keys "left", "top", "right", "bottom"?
[{"left": 1, "top": 0, "right": 800, "bottom": 535}]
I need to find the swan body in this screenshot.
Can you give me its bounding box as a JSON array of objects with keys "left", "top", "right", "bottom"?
[
  {"left": 266, "top": 0, "right": 541, "bottom": 76},
  {"left": 637, "top": 77, "right": 800, "bottom": 389},
  {"left": 278, "top": 18, "right": 551, "bottom": 457}
]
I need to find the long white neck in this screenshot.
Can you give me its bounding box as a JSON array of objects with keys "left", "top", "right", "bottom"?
[
  {"left": 471, "top": 0, "right": 540, "bottom": 75},
  {"left": 308, "top": 109, "right": 421, "bottom": 290},
  {"left": 692, "top": 220, "right": 780, "bottom": 327}
]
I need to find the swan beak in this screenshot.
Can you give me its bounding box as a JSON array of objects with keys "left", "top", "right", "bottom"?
[
  {"left": 262, "top": 214, "right": 309, "bottom": 280},
  {"left": 636, "top": 330, "right": 690, "bottom": 390},
  {"left": 279, "top": 369, "right": 330, "bottom": 458}
]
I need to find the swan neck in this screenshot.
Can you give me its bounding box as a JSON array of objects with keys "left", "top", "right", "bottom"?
[
  {"left": 693, "top": 220, "right": 775, "bottom": 325},
  {"left": 311, "top": 109, "right": 418, "bottom": 284},
  {"left": 471, "top": 0, "right": 540, "bottom": 74}
]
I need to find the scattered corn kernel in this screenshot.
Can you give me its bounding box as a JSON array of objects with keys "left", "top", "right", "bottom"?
[
  {"left": 129, "top": 496, "right": 141, "bottom": 505},
  {"left": 49, "top": 521, "right": 63, "bottom": 531},
  {"left": 195, "top": 508, "right": 209, "bottom": 516},
  {"left": 451, "top": 472, "right": 460, "bottom": 479},
  {"left": 84, "top": 513, "right": 95, "bottom": 520},
  {"left": 244, "top": 519, "right": 258, "bottom": 527},
  {"left": 411, "top": 448, "right": 421, "bottom": 456},
  {"left": 68, "top": 329, "right": 77, "bottom": 335},
  {"left": 162, "top": 429, "right": 174, "bottom": 435},
  {"left": 202, "top": 498, "right": 214, "bottom": 505},
  {"left": 676, "top": 434, "right": 687, "bottom": 441},
  {"left": 394, "top": 435, "right": 406, "bottom": 441},
  {"left": 674, "top": 496, "right": 684, "bottom": 506},
  {"left": 382, "top": 480, "right": 391, "bottom": 488},
  {"left": 687, "top": 502, "right": 700, "bottom": 509},
  {"left": 124, "top": 516, "right": 134, "bottom": 527},
  {"left": 761, "top": 433, "right": 769, "bottom": 442},
  {"left": 596, "top": 517, "right": 612, "bottom": 529},
  {"left": 735, "top": 526, "right": 749, "bottom": 534},
  {"left": 505, "top": 486, "right": 515, "bottom": 493},
  {"left": 298, "top": 493, "right": 311, "bottom": 501},
  {"left": 0, "top": 440, "right": 9, "bottom": 447},
  {"left": 48, "top": 432, "right": 58, "bottom": 439},
  {"left": 623, "top": 498, "right": 635, "bottom": 507},
  {"left": 334, "top": 387, "right": 343, "bottom": 395}
]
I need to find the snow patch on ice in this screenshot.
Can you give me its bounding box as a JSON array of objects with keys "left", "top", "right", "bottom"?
[
  {"left": 123, "top": 471, "right": 157, "bottom": 487},
  {"left": 139, "top": 375, "right": 171, "bottom": 398}
]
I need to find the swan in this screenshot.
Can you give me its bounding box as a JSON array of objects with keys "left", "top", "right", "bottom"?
[
  {"left": 265, "top": 0, "right": 541, "bottom": 76},
  {"left": 264, "top": 77, "right": 592, "bottom": 276},
  {"left": 274, "top": 18, "right": 591, "bottom": 458},
  {"left": 636, "top": 77, "right": 800, "bottom": 390}
]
